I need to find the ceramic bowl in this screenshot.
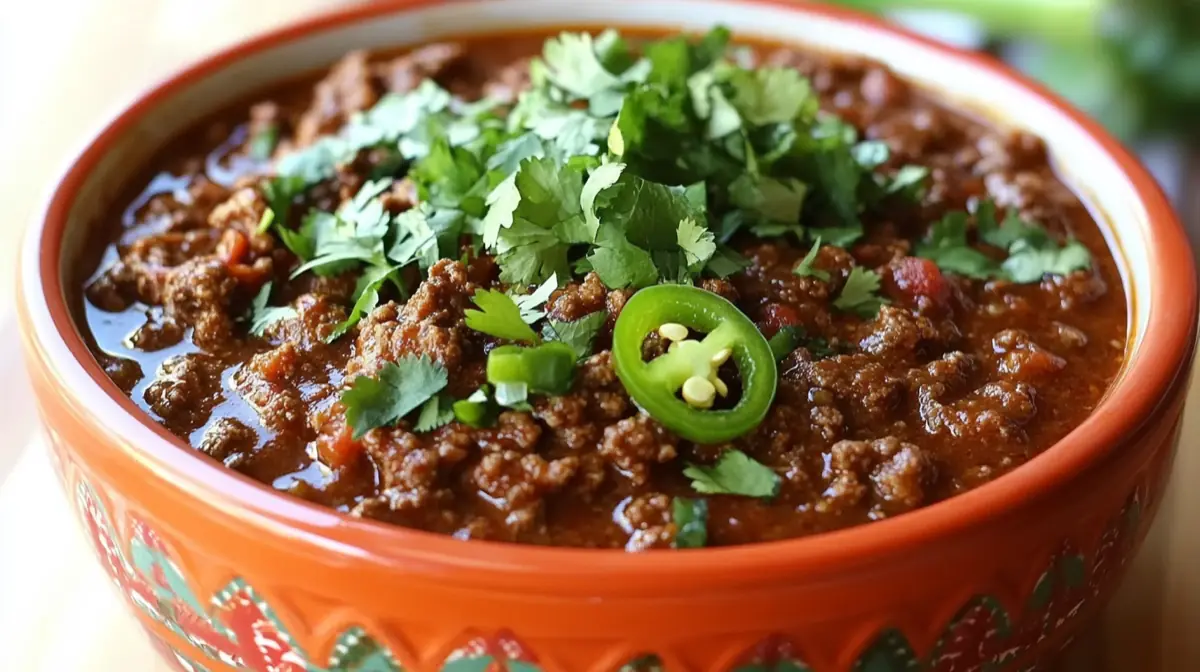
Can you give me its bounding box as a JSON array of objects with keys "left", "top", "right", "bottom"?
[{"left": 18, "top": 1, "right": 1199, "bottom": 671}]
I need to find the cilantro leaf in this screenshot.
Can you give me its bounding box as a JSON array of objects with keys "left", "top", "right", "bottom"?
[
  {"left": 341, "top": 356, "right": 449, "bottom": 439},
  {"left": 545, "top": 311, "right": 606, "bottom": 359},
  {"left": 725, "top": 67, "right": 817, "bottom": 126},
  {"left": 580, "top": 162, "right": 625, "bottom": 236},
  {"left": 1004, "top": 239, "right": 1092, "bottom": 283},
  {"left": 453, "top": 386, "right": 498, "bottom": 428},
  {"left": 247, "top": 282, "right": 297, "bottom": 337},
  {"left": 672, "top": 497, "right": 709, "bottom": 549},
  {"left": 920, "top": 201, "right": 1093, "bottom": 283},
  {"left": 587, "top": 224, "right": 660, "bottom": 289},
  {"left": 683, "top": 449, "right": 781, "bottom": 498},
  {"left": 768, "top": 325, "right": 838, "bottom": 360},
  {"left": 833, "top": 266, "right": 888, "bottom": 318},
  {"left": 793, "top": 237, "right": 831, "bottom": 281},
  {"left": 677, "top": 217, "right": 717, "bottom": 269},
  {"left": 705, "top": 245, "right": 751, "bottom": 278},
  {"left": 483, "top": 157, "right": 589, "bottom": 285},
  {"left": 540, "top": 32, "right": 625, "bottom": 101},
  {"left": 324, "top": 265, "right": 397, "bottom": 344},
  {"left": 247, "top": 123, "right": 279, "bottom": 161},
  {"left": 464, "top": 289, "right": 541, "bottom": 343},
  {"left": 414, "top": 394, "right": 456, "bottom": 433},
  {"left": 915, "top": 211, "right": 1000, "bottom": 280},
  {"left": 512, "top": 273, "right": 559, "bottom": 323}
]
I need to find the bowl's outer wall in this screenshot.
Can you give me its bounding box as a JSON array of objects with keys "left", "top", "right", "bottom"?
[{"left": 18, "top": 0, "right": 1200, "bottom": 670}]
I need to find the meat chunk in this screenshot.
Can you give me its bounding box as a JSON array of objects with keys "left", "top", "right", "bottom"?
[
  {"left": 162, "top": 258, "right": 236, "bottom": 347},
  {"left": 471, "top": 450, "right": 579, "bottom": 534},
  {"left": 546, "top": 272, "right": 609, "bottom": 322},
  {"left": 795, "top": 354, "right": 905, "bottom": 425},
  {"left": 376, "top": 42, "right": 466, "bottom": 93},
  {"left": 619, "top": 493, "right": 674, "bottom": 552},
  {"left": 820, "top": 437, "right": 935, "bottom": 514},
  {"left": 918, "top": 379, "right": 1038, "bottom": 441},
  {"left": 599, "top": 415, "right": 678, "bottom": 485},
  {"left": 234, "top": 343, "right": 309, "bottom": 435},
  {"left": 857, "top": 304, "right": 944, "bottom": 357},
  {"left": 143, "top": 353, "right": 223, "bottom": 431},
  {"left": 198, "top": 417, "right": 257, "bottom": 466},
  {"left": 294, "top": 50, "right": 380, "bottom": 147},
  {"left": 481, "top": 56, "right": 534, "bottom": 104},
  {"left": 261, "top": 293, "right": 348, "bottom": 349},
  {"left": 348, "top": 259, "right": 478, "bottom": 379},
  {"left": 991, "top": 329, "right": 1066, "bottom": 381}
]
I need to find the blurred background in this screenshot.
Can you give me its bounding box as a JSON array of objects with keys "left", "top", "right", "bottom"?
[{"left": 0, "top": 0, "right": 1197, "bottom": 670}]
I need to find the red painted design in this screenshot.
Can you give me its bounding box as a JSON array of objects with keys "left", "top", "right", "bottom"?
[
  {"left": 449, "top": 632, "right": 538, "bottom": 671},
  {"left": 217, "top": 586, "right": 307, "bottom": 672}
]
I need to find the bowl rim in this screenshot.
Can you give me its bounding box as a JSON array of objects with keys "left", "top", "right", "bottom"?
[{"left": 20, "top": 0, "right": 1198, "bottom": 587}]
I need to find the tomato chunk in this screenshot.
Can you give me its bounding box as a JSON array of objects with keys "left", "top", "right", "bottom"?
[
  {"left": 315, "top": 416, "right": 362, "bottom": 469},
  {"left": 759, "top": 302, "right": 801, "bottom": 338},
  {"left": 888, "top": 257, "right": 951, "bottom": 307}
]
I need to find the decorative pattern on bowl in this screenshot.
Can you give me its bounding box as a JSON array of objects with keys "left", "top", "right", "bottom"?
[{"left": 70, "top": 468, "right": 1156, "bottom": 672}]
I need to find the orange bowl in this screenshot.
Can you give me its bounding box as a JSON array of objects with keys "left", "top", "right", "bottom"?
[{"left": 18, "top": 1, "right": 1199, "bottom": 671}]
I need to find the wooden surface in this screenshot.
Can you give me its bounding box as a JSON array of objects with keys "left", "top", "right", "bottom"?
[{"left": 0, "top": 1, "right": 1197, "bottom": 670}]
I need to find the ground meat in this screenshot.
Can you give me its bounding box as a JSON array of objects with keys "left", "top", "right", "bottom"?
[
  {"left": 533, "top": 351, "right": 629, "bottom": 452},
  {"left": 857, "top": 304, "right": 944, "bottom": 357},
  {"left": 991, "top": 329, "right": 1066, "bottom": 382},
  {"left": 162, "top": 258, "right": 236, "bottom": 347},
  {"left": 795, "top": 354, "right": 905, "bottom": 425},
  {"left": 143, "top": 353, "right": 223, "bottom": 431},
  {"left": 918, "top": 379, "right": 1038, "bottom": 441},
  {"left": 234, "top": 343, "right": 309, "bottom": 435},
  {"left": 1041, "top": 270, "right": 1109, "bottom": 310},
  {"left": 261, "top": 293, "right": 348, "bottom": 349},
  {"left": 599, "top": 415, "right": 678, "bottom": 485},
  {"left": 471, "top": 450, "right": 578, "bottom": 534},
  {"left": 198, "top": 417, "right": 257, "bottom": 465},
  {"left": 546, "top": 272, "right": 609, "bottom": 322},
  {"left": 376, "top": 42, "right": 466, "bottom": 93},
  {"left": 99, "top": 355, "right": 143, "bottom": 394},
  {"left": 481, "top": 56, "right": 534, "bottom": 103},
  {"left": 348, "top": 259, "right": 477, "bottom": 379},
  {"left": 126, "top": 315, "right": 185, "bottom": 352},
  {"left": 207, "top": 187, "right": 273, "bottom": 250},
  {"left": 819, "top": 436, "right": 934, "bottom": 515},
  {"left": 294, "top": 50, "right": 380, "bottom": 147},
  {"left": 619, "top": 493, "right": 674, "bottom": 551}
]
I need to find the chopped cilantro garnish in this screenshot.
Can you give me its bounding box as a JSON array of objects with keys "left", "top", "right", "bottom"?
[
  {"left": 544, "top": 311, "right": 606, "bottom": 359},
  {"left": 915, "top": 211, "right": 1000, "bottom": 280},
  {"left": 672, "top": 497, "right": 709, "bottom": 549},
  {"left": 793, "top": 236, "right": 831, "bottom": 281},
  {"left": 683, "top": 449, "right": 781, "bottom": 499},
  {"left": 917, "top": 200, "right": 1092, "bottom": 283},
  {"left": 341, "top": 356, "right": 449, "bottom": 439},
  {"left": 833, "top": 266, "right": 888, "bottom": 318},
  {"left": 513, "top": 273, "right": 559, "bottom": 323},
  {"left": 247, "top": 123, "right": 279, "bottom": 161},
  {"left": 246, "top": 282, "right": 297, "bottom": 337},
  {"left": 464, "top": 289, "right": 541, "bottom": 343},
  {"left": 768, "top": 325, "right": 838, "bottom": 360},
  {"left": 414, "top": 393, "right": 456, "bottom": 432},
  {"left": 452, "top": 386, "right": 498, "bottom": 428}
]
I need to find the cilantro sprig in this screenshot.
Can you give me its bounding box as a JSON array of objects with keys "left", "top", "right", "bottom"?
[
  {"left": 683, "top": 449, "right": 781, "bottom": 498},
  {"left": 833, "top": 266, "right": 888, "bottom": 318},
  {"left": 246, "top": 282, "right": 297, "bottom": 337},
  {"left": 915, "top": 200, "right": 1092, "bottom": 283},
  {"left": 341, "top": 355, "right": 449, "bottom": 438}
]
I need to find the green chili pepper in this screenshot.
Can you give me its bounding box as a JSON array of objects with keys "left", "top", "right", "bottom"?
[
  {"left": 486, "top": 341, "right": 577, "bottom": 396},
  {"left": 611, "top": 285, "right": 778, "bottom": 443}
]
